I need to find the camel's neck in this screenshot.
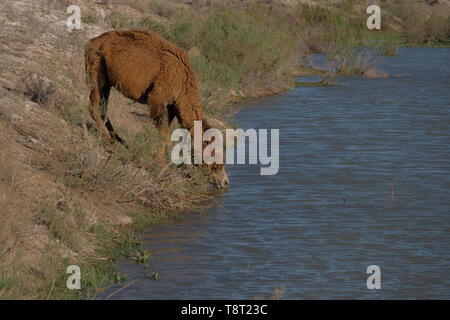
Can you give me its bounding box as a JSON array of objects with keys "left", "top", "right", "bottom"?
[
  {"left": 186, "top": 86, "right": 203, "bottom": 122},
  {"left": 193, "top": 104, "right": 203, "bottom": 122},
  {"left": 177, "top": 72, "right": 203, "bottom": 124},
  {"left": 175, "top": 90, "right": 203, "bottom": 129}
]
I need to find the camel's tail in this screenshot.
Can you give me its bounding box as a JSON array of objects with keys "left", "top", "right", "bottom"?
[{"left": 84, "top": 36, "right": 105, "bottom": 89}]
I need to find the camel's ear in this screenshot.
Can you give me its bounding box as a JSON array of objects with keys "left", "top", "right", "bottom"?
[{"left": 202, "top": 119, "right": 211, "bottom": 131}]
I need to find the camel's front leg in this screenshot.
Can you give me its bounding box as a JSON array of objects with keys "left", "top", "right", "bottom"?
[
  {"left": 147, "top": 88, "right": 170, "bottom": 160},
  {"left": 153, "top": 114, "right": 170, "bottom": 160}
]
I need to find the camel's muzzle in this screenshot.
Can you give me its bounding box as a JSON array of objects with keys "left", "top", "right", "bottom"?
[{"left": 213, "top": 170, "right": 229, "bottom": 189}]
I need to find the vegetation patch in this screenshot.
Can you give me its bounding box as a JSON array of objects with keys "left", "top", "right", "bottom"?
[
  {"left": 295, "top": 81, "right": 335, "bottom": 87},
  {"left": 106, "top": 11, "right": 130, "bottom": 29},
  {"left": 82, "top": 13, "right": 100, "bottom": 25},
  {"left": 22, "top": 73, "right": 56, "bottom": 106}
]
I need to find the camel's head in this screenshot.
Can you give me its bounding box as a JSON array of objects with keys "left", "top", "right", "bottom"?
[
  {"left": 207, "top": 147, "right": 229, "bottom": 189},
  {"left": 201, "top": 119, "right": 229, "bottom": 189}
]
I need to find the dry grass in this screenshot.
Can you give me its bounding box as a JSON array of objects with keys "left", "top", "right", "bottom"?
[
  {"left": 22, "top": 73, "right": 56, "bottom": 106},
  {"left": 271, "top": 285, "right": 287, "bottom": 300},
  {"left": 253, "top": 285, "right": 287, "bottom": 300},
  {"left": 314, "top": 44, "right": 389, "bottom": 85},
  {"left": 333, "top": 47, "right": 383, "bottom": 76},
  {"left": 60, "top": 128, "right": 213, "bottom": 213},
  {"left": 385, "top": 0, "right": 450, "bottom": 44}
]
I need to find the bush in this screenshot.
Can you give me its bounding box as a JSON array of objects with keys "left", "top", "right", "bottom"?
[
  {"left": 23, "top": 73, "right": 56, "bottom": 106},
  {"left": 385, "top": 0, "right": 449, "bottom": 45},
  {"left": 60, "top": 102, "right": 83, "bottom": 127},
  {"left": 168, "top": 7, "right": 298, "bottom": 98},
  {"left": 82, "top": 13, "right": 100, "bottom": 25},
  {"left": 139, "top": 16, "right": 170, "bottom": 39},
  {"left": 424, "top": 15, "right": 450, "bottom": 43},
  {"left": 169, "top": 11, "right": 204, "bottom": 50},
  {"left": 106, "top": 12, "right": 129, "bottom": 29}
]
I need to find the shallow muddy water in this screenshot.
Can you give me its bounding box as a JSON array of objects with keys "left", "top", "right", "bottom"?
[{"left": 103, "top": 48, "right": 450, "bottom": 299}]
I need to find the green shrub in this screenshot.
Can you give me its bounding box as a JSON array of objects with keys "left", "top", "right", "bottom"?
[
  {"left": 82, "top": 13, "right": 100, "bottom": 25},
  {"left": 139, "top": 16, "right": 170, "bottom": 38},
  {"left": 424, "top": 15, "right": 450, "bottom": 44},
  {"left": 60, "top": 102, "right": 83, "bottom": 127},
  {"left": 106, "top": 11, "right": 129, "bottom": 29},
  {"left": 169, "top": 11, "right": 204, "bottom": 50},
  {"left": 169, "top": 7, "right": 298, "bottom": 97}
]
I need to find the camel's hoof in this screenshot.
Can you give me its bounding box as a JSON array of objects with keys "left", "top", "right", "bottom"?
[{"left": 116, "top": 135, "right": 128, "bottom": 149}]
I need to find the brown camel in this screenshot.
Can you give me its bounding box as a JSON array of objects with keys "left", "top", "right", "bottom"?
[{"left": 84, "top": 30, "right": 228, "bottom": 188}]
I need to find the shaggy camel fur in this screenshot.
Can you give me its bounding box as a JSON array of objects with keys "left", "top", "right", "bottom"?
[{"left": 85, "top": 30, "right": 228, "bottom": 188}]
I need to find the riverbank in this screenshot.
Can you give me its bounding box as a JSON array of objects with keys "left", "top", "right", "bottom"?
[{"left": 0, "top": 0, "right": 448, "bottom": 299}]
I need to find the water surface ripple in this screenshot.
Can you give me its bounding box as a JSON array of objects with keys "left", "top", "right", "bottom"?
[{"left": 104, "top": 48, "right": 450, "bottom": 299}]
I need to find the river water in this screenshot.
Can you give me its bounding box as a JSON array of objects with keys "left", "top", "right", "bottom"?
[{"left": 103, "top": 48, "right": 450, "bottom": 299}]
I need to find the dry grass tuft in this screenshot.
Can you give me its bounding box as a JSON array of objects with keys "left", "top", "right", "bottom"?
[
  {"left": 271, "top": 285, "right": 287, "bottom": 300},
  {"left": 22, "top": 73, "right": 56, "bottom": 106}
]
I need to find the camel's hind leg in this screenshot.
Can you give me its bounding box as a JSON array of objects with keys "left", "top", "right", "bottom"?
[
  {"left": 87, "top": 86, "right": 113, "bottom": 143},
  {"left": 98, "top": 86, "right": 126, "bottom": 146},
  {"left": 86, "top": 55, "right": 125, "bottom": 145}
]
